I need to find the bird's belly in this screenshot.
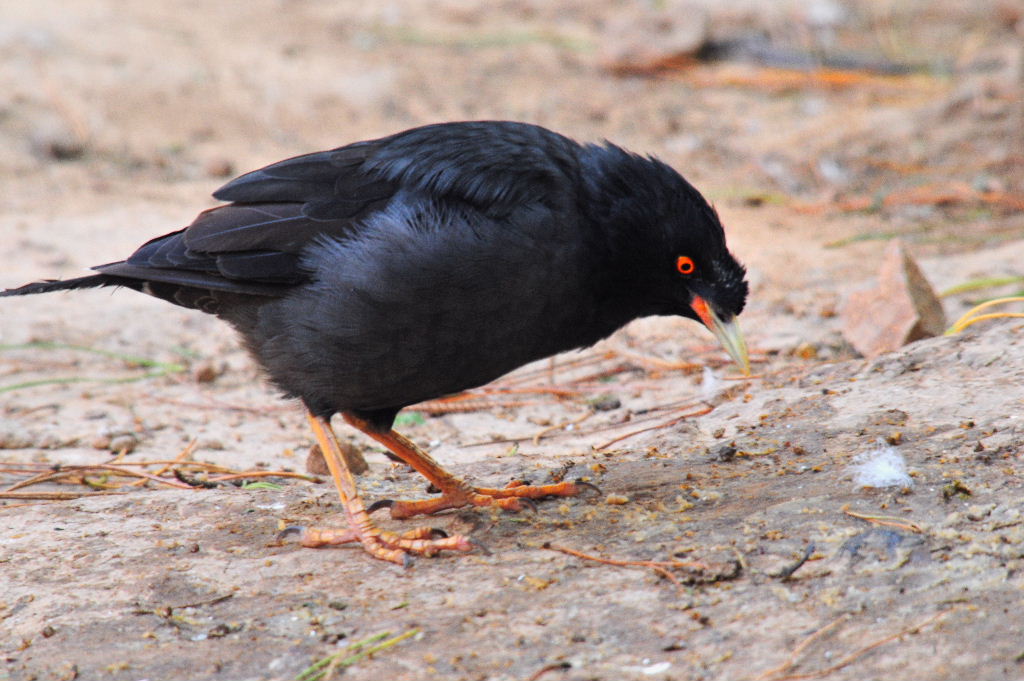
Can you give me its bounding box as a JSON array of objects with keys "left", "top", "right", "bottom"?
[{"left": 253, "top": 281, "right": 590, "bottom": 414}]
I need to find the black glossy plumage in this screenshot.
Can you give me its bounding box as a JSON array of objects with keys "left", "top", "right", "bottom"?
[{"left": 2, "top": 121, "right": 748, "bottom": 430}]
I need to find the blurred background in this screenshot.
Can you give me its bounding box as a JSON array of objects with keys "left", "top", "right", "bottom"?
[
  {"left": 1, "top": 3, "right": 1023, "bottom": 679},
  {"left": 2, "top": 0, "right": 1020, "bottom": 237}
]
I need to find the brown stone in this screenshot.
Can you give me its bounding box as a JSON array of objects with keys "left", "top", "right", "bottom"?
[
  {"left": 306, "top": 440, "right": 368, "bottom": 476},
  {"left": 841, "top": 240, "right": 946, "bottom": 358}
]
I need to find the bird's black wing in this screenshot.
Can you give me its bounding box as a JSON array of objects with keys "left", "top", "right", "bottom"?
[{"left": 97, "top": 121, "right": 580, "bottom": 297}]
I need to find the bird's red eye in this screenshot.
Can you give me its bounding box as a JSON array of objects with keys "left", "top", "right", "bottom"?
[{"left": 676, "top": 256, "right": 696, "bottom": 275}]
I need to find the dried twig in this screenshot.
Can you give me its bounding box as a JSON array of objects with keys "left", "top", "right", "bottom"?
[
  {"left": 127, "top": 440, "right": 196, "bottom": 487},
  {"left": 2, "top": 455, "right": 318, "bottom": 497},
  {"left": 293, "top": 628, "right": 420, "bottom": 681},
  {"left": 207, "top": 470, "right": 320, "bottom": 483},
  {"left": 772, "top": 543, "right": 816, "bottom": 580},
  {"left": 842, "top": 505, "right": 923, "bottom": 533},
  {"left": 596, "top": 405, "right": 714, "bottom": 450},
  {"left": 754, "top": 609, "right": 950, "bottom": 681},
  {"left": 545, "top": 542, "right": 715, "bottom": 589},
  {"left": 494, "top": 351, "right": 613, "bottom": 386},
  {"left": 753, "top": 616, "right": 849, "bottom": 681},
  {"left": 0, "top": 490, "right": 126, "bottom": 501},
  {"left": 531, "top": 409, "right": 594, "bottom": 446},
  {"left": 606, "top": 343, "right": 704, "bottom": 372},
  {"left": 460, "top": 397, "right": 712, "bottom": 448},
  {"left": 527, "top": 662, "right": 572, "bottom": 681},
  {"left": 3, "top": 464, "right": 190, "bottom": 492},
  {"left": 417, "top": 397, "right": 539, "bottom": 414}
]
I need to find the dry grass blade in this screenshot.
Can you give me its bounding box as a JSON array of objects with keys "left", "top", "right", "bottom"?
[
  {"left": 293, "top": 628, "right": 421, "bottom": 681},
  {"left": 207, "top": 470, "right": 320, "bottom": 483},
  {"left": 945, "top": 297, "right": 1024, "bottom": 334},
  {"left": 126, "top": 440, "right": 196, "bottom": 487},
  {"left": 0, "top": 490, "right": 126, "bottom": 501},
  {"left": 606, "top": 343, "right": 704, "bottom": 372},
  {"left": 531, "top": 409, "right": 594, "bottom": 446},
  {"left": 595, "top": 405, "right": 713, "bottom": 450},
  {"left": 545, "top": 542, "right": 716, "bottom": 590},
  {"left": 526, "top": 662, "right": 572, "bottom": 681},
  {"left": 753, "top": 616, "right": 849, "bottom": 680},
  {"left": 753, "top": 609, "right": 951, "bottom": 681},
  {"left": 842, "top": 505, "right": 924, "bottom": 533},
  {"left": 0, "top": 341, "right": 186, "bottom": 393},
  {"left": 5, "top": 463, "right": 196, "bottom": 491},
  {"left": 1, "top": 446, "right": 319, "bottom": 497}
]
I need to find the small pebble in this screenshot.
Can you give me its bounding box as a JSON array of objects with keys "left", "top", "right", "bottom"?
[
  {"left": 792, "top": 341, "right": 818, "bottom": 359},
  {"left": 709, "top": 444, "right": 737, "bottom": 462},
  {"left": 0, "top": 422, "right": 36, "bottom": 449},
  {"left": 590, "top": 394, "right": 621, "bottom": 411},
  {"left": 108, "top": 434, "right": 138, "bottom": 454},
  {"left": 30, "top": 119, "right": 86, "bottom": 161},
  {"left": 205, "top": 157, "right": 234, "bottom": 178},
  {"left": 306, "top": 444, "right": 330, "bottom": 476},
  {"left": 605, "top": 493, "right": 630, "bottom": 505},
  {"left": 194, "top": 361, "right": 224, "bottom": 383},
  {"left": 197, "top": 437, "right": 225, "bottom": 451}
]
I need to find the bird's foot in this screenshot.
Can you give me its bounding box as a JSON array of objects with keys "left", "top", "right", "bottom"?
[
  {"left": 372, "top": 478, "right": 600, "bottom": 519},
  {"left": 279, "top": 524, "right": 477, "bottom": 566},
  {"left": 297, "top": 411, "right": 480, "bottom": 565}
]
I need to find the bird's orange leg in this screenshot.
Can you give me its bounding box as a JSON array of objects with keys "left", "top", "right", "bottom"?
[
  {"left": 287, "top": 411, "right": 475, "bottom": 565},
  {"left": 343, "top": 412, "right": 590, "bottom": 520}
]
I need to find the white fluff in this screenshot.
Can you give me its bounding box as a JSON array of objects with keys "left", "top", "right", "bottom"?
[
  {"left": 851, "top": 445, "right": 912, "bottom": 488},
  {"left": 700, "top": 365, "right": 722, "bottom": 401}
]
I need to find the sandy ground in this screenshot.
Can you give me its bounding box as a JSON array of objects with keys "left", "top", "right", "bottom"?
[{"left": 1, "top": 1, "right": 1023, "bottom": 680}]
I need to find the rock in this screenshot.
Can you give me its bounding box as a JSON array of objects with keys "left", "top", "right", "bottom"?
[
  {"left": 30, "top": 117, "right": 87, "bottom": 161},
  {"left": 108, "top": 433, "right": 139, "bottom": 454},
  {"left": 0, "top": 420, "right": 36, "bottom": 449},
  {"left": 841, "top": 240, "right": 946, "bottom": 358},
  {"left": 204, "top": 157, "right": 234, "bottom": 178},
  {"left": 193, "top": 361, "right": 225, "bottom": 384},
  {"left": 306, "top": 440, "right": 368, "bottom": 476},
  {"left": 305, "top": 444, "right": 330, "bottom": 476},
  {"left": 589, "top": 394, "right": 621, "bottom": 411}
]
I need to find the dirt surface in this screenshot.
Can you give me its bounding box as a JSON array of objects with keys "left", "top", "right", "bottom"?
[{"left": 2, "top": 1, "right": 1023, "bottom": 680}]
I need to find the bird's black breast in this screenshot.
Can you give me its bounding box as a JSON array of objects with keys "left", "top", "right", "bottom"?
[{"left": 238, "top": 193, "right": 600, "bottom": 418}]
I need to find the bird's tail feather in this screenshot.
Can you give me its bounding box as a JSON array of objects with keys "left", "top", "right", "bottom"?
[{"left": 0, "top": 274, "right": 140, "bottom": 297}]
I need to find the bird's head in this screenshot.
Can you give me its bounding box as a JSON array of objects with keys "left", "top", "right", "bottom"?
[
  {"left": 584, "top": 146, "right": 750, "bottom": 373},
  {"left": 664, "top": 233, "right": 750, "bottom": 375}
]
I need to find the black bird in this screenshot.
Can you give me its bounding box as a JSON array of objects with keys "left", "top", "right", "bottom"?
[{"left": 2, "top": 121, "right": 749, "bottom": 564}]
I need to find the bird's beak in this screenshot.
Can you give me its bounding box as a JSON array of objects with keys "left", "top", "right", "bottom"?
[{"left": 690, "top": 295, "right": 750, "bottom": 375}]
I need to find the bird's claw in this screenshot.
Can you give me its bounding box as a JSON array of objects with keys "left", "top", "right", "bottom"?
[
  {"left": 573, "top": 479, "right": 603, "bottom": 496},
  {"left": 276, "top": 525, "right": 306, "bottom": 542},
  {"left": 512, "top": 497, "right": 538, "bottom": 513},
  {"left": 367, "top": 498, "right": 395, "bottom": 514}
]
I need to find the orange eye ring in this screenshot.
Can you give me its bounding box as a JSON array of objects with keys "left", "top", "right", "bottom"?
[{"left": 676, "top": 256, "right": 696, "bottom": 275}]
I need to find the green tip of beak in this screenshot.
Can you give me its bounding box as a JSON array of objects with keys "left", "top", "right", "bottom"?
[
  {"left": 711, "top": 312, "right": 750, "bottom": 375},
  {"left": 691, "top": 296, "right": 750, "bottom": 375}
]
